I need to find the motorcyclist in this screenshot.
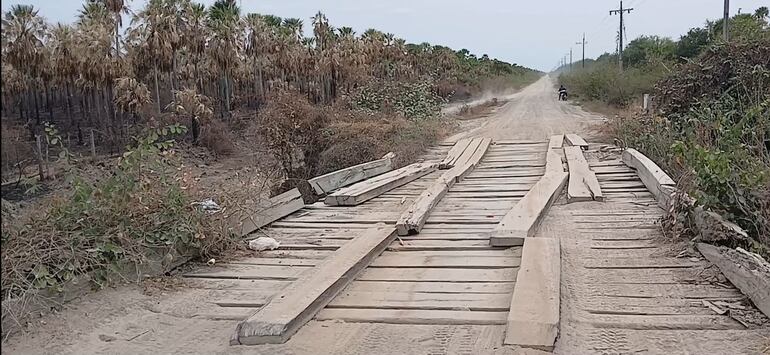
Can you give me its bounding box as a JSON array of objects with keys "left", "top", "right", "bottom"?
[{"left": 558, "top": 85, "right": 568, "bottom": 100}]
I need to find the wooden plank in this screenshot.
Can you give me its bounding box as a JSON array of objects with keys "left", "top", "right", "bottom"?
[
  {"left": 451, "top": 137, "right": 483, "bottom": 168},
  {"left": 308, "top": 153, "right": 394, "bottom": 195},
  {"left": 439, "top": 138, "right": 472, "bottom": 169},
  {"left": 396, "top": 138, "right": 491, "bottom": 235},
  {"left": 697, "top": 243, "right": 770, "bottom": 318},
  {"left": 235, "top": 188, "right": 305, "bottom": 237},
  {"left": 503, "top": 237, "right": 560, "bottom": 350},
  {"left": 370, "top": 254, "right": 520, "bottom": 268},
  {"left": 325, "top": 162, "right": 438, "bottom": 206},
  {"left": 345, "top": 280, "right": 515, "bottom": 294},
  {"left": 316, "top": 308, "right": 507, "bottom": 325},
  {"left": 357, "top": 267, "right": 517, "bottom": 282},
  {"left": 232, "top": 225, "right": 397, "bottom": 345},
  {"left": 621, "top": 148, "right": 676, "bottom": 208},
  {"left": 489, "top": 172, "right": 568, "bottom": 247},
  {"left": 548, "top": 134, "right": 564, "bottom": 149},
  {"left": 327, "top": 291, "right": 511, "bottom": 311},
  {"left": 183, "top": 264, "right": 305, "bottom": 280},
  {"left": 565, "top": 133, "right": 589, "bottom": 150},
  {"left": 564, "top": 146, "right": 603, "bottom": 202}
]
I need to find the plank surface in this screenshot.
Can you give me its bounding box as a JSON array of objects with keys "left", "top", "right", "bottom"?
[
  {"left": 489, "top": 172, "right": 567, "bottom": 246},
  {"left": 564, "top": 146, "right": 603, "bottom": 202},
  {"left": 325, "top": 162, "right": 438, "bottom": 206},
  {"left": 308, "top": 154, "right": 394, "bottom": 195},
  {"left": 316, "top": 308, "right": 507, "bottom": 325},
  {"left": 236, "top": 188, "right": 305, "bottom": 237},
  {"left": 327, "top": 291, "right": 511, "bottom": 311},
  {"left": 504, "top": 237, "right": 560, "bottom": 350},
  {"left": 565, "top": 133, "right": 589, "bottom": 149},
  {"left": 232, "top": 225, "right": 397, "bottom": 345}
]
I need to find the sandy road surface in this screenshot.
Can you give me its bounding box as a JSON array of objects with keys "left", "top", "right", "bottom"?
[
  {"left": 5, "top": 76, "right": 765, "bottom": 355},
  {"left": 447, "top": 75, "right": 605, "bottom": 142}
]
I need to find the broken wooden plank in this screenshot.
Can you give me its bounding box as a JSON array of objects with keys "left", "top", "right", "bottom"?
[
  {"left": 235, "top": 188, "right": 305, "bottom": 237},
  {"left": 565, "top": 133, "right": 589, "bottom": 150},
  {"left": 325, "top": 162, "right": 438, "bottom": 206},
  {"left": 439, "top": 138, "right": 472, "bottom": 169},
  {"left": 564, "top": 146, "right": 603, "bottom": 202},
  {"left": 504, "top": 237, "right": 560, "bottom": 350},
  {"left": 621, "top": 148, "right": 676, "bottom": 208},
  {"left": 696, "top": 243, "right": 770, "bottom": 318},
  {"left": 396, "top": 138, "right": 491, "bottom": 235},
  {"left": 232, "top": 225, "right": 397, "bottom": 345},
  {"left": 489, "top": 172, "right": 568, "bottom": 247},
  {"left": 548, "top": 134, "right": 564, "bottom": 149},
  {"left": 308, "top": 153, "right": 394, "bottom": 195}
]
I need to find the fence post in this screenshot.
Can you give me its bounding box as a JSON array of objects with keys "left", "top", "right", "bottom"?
[{"left": 90, "top": 129, "right": 96, "bottom": 159}]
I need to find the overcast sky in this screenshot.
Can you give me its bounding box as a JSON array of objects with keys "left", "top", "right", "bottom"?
[{"left": 2, "top": 0, "right": 764, "bottom": 71}]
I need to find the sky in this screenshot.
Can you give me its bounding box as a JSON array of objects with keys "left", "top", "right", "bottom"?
[{"left": 1, "top": 0, "right": 765, "bottom": 71}]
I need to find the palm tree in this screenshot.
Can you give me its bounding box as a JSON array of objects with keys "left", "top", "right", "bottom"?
[
  {"left": 102, "top": 0, "right": 126, "bottom": 57},
  {"left": 207, "top": 0, "right": 241, "bottom": 114},
  {"left": 2, "top": 4, "right": 47, "bottom": 124}
]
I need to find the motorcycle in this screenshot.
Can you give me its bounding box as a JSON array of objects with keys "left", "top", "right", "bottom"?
[{"left": 558, "top": 91, "right": 568, "bottom": 101}]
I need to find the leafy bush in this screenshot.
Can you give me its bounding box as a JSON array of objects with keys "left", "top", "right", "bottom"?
[
  {"left": 610, "top": 39, "right": 770, "bottom": 255},
  {"left": 559, "top": 61, "right": 667, "bottom": 107},
  {"left": 1, "top": 124, "right": 207, "bottom": 299}
]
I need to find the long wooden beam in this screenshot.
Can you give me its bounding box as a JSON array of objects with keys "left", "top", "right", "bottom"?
[
  {"left": 489, "top": 171, "right": 567, "bottom": 246},
  {"left": 396, "top": 138, "right": 491, "bottom": 235},
  {"left": 232, "top": 225, "right": 397, "bottom": 345},
  {"left": 235, "top": 188, "right": 305, "bottom": 237},
  {"left": 565, "top": 133, "right": 589, "bottom": 150},
  {"left": 308, "top": 153, "right": 394, "bottom": 195},
  {"left": 564, "top": 146, "right": 603, "bottom": 202},
  {"left": 504, "top": 237, "right": 560, "bottom": 350},
  {"left": 325, "top": 162, "right": 438, "bottom": 206},
  {"left": 621, "top": 148, "right": 675, "bottom": 208}
]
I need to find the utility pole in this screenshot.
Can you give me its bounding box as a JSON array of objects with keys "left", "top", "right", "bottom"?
[
  {"left": 569, "top": 48, "right": 573, "bottom": 71},
  {"left": 610, "top": 1, "right": 633, "bottom": 71},
  {"left": 576, "top": 33, "right": 587, "bottom": 68},
  {"left": 723, "top": 0, "right": 730, "bottom": 41}
]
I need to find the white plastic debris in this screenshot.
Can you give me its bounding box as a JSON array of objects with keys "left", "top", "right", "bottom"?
[
  {"left": 248, "top": 237, "right": 280, "bottom": 251},
  {"left": 193, "top": 199, "right": 221, "bottom": 214},
  {"left": 206, "top": 258, "right": 216, "bottom": 266}
]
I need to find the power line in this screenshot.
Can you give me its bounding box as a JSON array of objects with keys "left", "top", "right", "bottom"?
[
  {"left": 610, "top": 1, "right": 633, "bottom": 71},
  {"left": 576, "top": 33, "right": 587, "bottom": 68}
]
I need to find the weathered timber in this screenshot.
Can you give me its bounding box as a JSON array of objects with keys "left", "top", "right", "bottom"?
[
  {"left": 396, "top": 138, "right": 491, "bottom": 235},
  {"left": 439, "top": 139, "right": 472, "bottom": 169},
  {"left": 548, "top": 134, "right": 564, "bottom": 149},
  {"left": 564, "top": 146, "right": 603, "bottom": 202},
  {"left": 489, "top": 172, "right": 568, "bottom": 247},
  {"left": 325, "top": 162, "right": 438, "bottom": 206},
  {"left": 504, "top": 237, "right": 560, "bottom": 350},
  {"left": 565, "top": 133, "right": 589, "bottom": 150},
  {"left": 235, "top": 188, "right": 305, "bottom": 237},
  {"left": 696, "top": 243, "right": 770, "bottom": 318},
  {"left": 308, "top": 153, "right": 394, "bottom": 195},
  {"left": 621, "top": 148, "right": 675, "bottom": 208},
  {"left": 232, "top": 225, "right": 397, "bottom": 345}
]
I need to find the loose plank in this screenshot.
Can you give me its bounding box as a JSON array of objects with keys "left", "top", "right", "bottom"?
[
  {"left": 308, "top": 153, "right": 394, "bottom": 195},
  {"left": 396, "top": 138, "right": 491, "bottom": 235},
  {"left": 564, "top": 146, "right": 603, "bottom": 202},
  {"left": 325, "top": 162, "right": 438, "bottom": 206},
  {"left": 489, "top": 172, "right": 568, "bottom": 247},
  {"left": 565, "top": 133, "right": 589, "bottom": 150},
  {"left": 503, "top": 237, "right": 560, "bottom": 350},
  {"left": 439, "top": 138, "right": 472, "bottom": 169},
  {"left": 548, "top": 134, "right": 564, "bottom": 149},
  {"left": 232, "top": 225, "right": 397, "bottom": 345},
  {"left": 235, "top": 188, "right": 305, "bottom": 237}
]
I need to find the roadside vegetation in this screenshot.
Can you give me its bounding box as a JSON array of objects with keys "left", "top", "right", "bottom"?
[
  {"left": 561, "top": 7, "right": 770, "bottom": 256},
  {"left": 0, "top": 0, "right": 539, "bottom": 328}
]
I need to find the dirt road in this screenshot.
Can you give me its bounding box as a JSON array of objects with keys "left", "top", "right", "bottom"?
[{"left": 4, "top": 76, "right": 767, "bottom": 355}]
